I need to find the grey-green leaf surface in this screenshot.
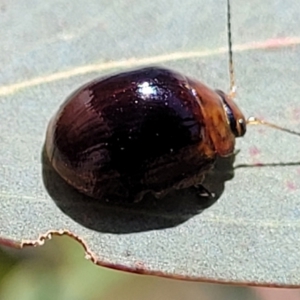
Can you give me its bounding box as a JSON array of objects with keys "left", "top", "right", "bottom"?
[{"left": 1, "top": 0, "right": 300, "bottom": 287}]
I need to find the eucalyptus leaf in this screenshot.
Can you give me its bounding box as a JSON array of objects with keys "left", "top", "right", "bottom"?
[{"left": 1, "top": 0, "right": 300, "bottom": 287}]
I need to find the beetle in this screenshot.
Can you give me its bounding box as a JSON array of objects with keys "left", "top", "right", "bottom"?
[
  {"left": 45, "top": 66, "right": 246, "bottom": 203},
  {"left": 45, "top": 0, "right": 299, "bottom": 204}
]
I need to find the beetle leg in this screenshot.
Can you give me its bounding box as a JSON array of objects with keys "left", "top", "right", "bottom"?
[{"left": 194, "top": 184, "right": 215, "bottom": 198}]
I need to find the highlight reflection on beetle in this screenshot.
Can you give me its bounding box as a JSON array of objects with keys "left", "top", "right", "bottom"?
[{"left": 45, "top": 0, "right": 300, "bottom": 204}]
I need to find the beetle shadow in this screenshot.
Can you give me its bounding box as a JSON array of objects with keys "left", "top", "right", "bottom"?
[{"left": 41, "top": 147, "right": 236, "bottom": 234}]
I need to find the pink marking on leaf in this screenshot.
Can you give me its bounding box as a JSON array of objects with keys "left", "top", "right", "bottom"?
[
  {"left": 292, "top": 107, "right": 300, "bottom": 121},
  {"left": 249, "top": 146, "right": 260, "bottom": 157},
  {"left": 261, "top": 37, "right": 299, "bottom": 49},
  {"left": 257, "top": 128, "right": 266, "bottom": 134},
  {"left": 286, "top": 181, "right": 297, "bottom": 191}
]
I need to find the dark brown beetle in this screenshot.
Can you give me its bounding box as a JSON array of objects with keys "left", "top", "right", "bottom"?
[
  {"left": 45, "top": 0, "right": 299, "bottom": 203},
  {"left": 46, "top": 66, "right": 246, "bottom": 203}
]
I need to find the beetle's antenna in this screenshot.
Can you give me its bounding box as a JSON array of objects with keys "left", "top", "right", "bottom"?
[
  {"left": 247, "top": 117, "right": 300, "bottom": 137},
  {"left": 227, "top": 0, "right": 236, "bottom": 99}
]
